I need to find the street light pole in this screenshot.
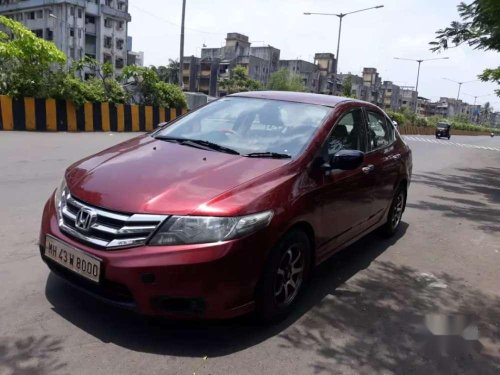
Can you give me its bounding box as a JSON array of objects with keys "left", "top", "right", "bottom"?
[
  {"left": 304, "top": 5, "right": 384, "bottom": 76},
  {"left": 336, "top": 16, "right": 343, "bottom": 74},
  {"left": 442, "top": 78, "right": 478, "bottom": 101},
  {"left": 179, "top": 0, "right": 187, "bottom": 88},
  {"left": 394, "top": 57, "right": 449, "bottom": 113},
  {"left": 463, "top": 93, "right": 491, "bottom": 122}
]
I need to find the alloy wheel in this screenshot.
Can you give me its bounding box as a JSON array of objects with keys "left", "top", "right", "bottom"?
[{"left": 273, "top": 244, "right": 304, "bottom": 307}]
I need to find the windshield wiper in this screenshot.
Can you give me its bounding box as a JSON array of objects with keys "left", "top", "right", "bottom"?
[
  {"left": 184, "top": 139, "right": 240, "bottom": 155},
  {"left": 244, "top": 152, "right": 292, "bottom": 159},
  {"left": 154, "top": 136, "right": 240, "bottom": 155}
]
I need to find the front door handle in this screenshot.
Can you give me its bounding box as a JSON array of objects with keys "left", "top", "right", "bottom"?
[
  {"left": 362, "top": 164, "right": 375, "bottom": 174},
  {"left": 391, "top": 154, "right": 401, "bottom": 161}
]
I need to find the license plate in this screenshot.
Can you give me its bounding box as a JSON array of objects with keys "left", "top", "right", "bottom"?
[{"left": 45, "top": 235, "right": 102, "bottom": 283}]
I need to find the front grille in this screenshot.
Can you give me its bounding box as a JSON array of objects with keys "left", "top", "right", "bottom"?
[{"left": 59, "top": 194, "right": 168, "bottom": 250}]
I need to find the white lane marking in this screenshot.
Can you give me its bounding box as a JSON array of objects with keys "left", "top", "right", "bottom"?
[{"left": 403, "top": 136, "right": 500, "bottom": 152}]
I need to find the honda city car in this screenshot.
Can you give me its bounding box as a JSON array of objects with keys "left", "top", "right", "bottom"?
[{"left": 39, "top": 91, "right": 412, "bottom": 321}]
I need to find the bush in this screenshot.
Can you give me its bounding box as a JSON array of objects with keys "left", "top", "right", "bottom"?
[
  {"left": 122, "top": 66, "right": 187, "bottom": 108},
  {"left": 415, "top": 117, "right": 429, "bottom": 127},
  {"left": 386, "top": 111, "right": 406, "bottom": 126},
  {"left": 267, "top": 68, "right": 305, "bottom": 92}
]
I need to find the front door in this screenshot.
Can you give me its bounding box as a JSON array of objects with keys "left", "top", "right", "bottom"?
[{"left": 314, "top": 107, "right": 376, "bottom": 259}]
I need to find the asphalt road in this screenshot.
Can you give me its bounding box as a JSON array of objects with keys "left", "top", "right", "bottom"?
[{"left": 0, "top": 132, "right": 499, "bottom": 375}]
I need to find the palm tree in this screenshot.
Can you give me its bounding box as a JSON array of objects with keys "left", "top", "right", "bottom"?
[{"left": 151, "top": 59, "right": 179, "bottom": 85}]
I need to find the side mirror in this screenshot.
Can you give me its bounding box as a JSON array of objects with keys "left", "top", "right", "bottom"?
[{"left": 330, "top": 150, "right": 365, "bottom": 171}]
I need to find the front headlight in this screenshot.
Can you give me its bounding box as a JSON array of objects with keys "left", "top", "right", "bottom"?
[
  {"left": 149, "top": 210, "right": 274, "bottom": 246},
  {"left": 54, "top": 178, "right": 69, "bottom": 224}
]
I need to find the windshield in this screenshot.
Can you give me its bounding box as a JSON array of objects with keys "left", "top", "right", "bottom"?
[
  {"left": 155, "top": 97, "right": 331, "bottom": 158},
  {"left": 437, "top": 123, "right": 450, "bottom": 129}
]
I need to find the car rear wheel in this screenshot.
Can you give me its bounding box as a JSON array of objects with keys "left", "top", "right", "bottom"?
[
  {"left": 255, "top": 229, "right": 311, "bottom": 322},
  {"left": 380, "top": 186, "right": 406, "bottom": 237}
]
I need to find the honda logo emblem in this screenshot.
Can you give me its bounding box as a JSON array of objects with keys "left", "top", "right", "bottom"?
[{"left": 75, "top": 207, "right": 97, "bottom": 232}]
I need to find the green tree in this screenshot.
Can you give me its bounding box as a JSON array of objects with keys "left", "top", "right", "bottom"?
[
  {"left": 267, "top": 68, "right": 305, "bottom": 92},
  {"left": 71, "top": 56, "right": 129, "bottom": 104},
  {"left": 152, "top": 59, "right": 180, "bottom": 84},
  {"left": 121, "top": 65, "right": 187, "bottom": 108},
  {"left": 430, "top": 0, "right": 500, "bottom": 96},
  {"left": 219, "top": 65, "right": 262, "bottom": 94},
  {"left": 340, "top": 74, "right": 357, "bottom": 98},
  {"left": 0, "top": 15, "right": 66, "bottom": 98}
]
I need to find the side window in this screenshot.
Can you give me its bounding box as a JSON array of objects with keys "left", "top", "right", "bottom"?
[
  {"left": 325, "top": 109, "right": 366, "bottom": 156},
  {"left": 366, "top": 110, "right": 394, "bottom": 151}
]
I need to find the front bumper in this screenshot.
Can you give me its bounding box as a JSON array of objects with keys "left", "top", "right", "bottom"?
[{"left": 39, "top": 195, "right": 272, "bottom": 319}]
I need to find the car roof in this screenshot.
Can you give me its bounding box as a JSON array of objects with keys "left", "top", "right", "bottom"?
[{"left": 229, "top": 91, "right": 361, "bottom": 108}]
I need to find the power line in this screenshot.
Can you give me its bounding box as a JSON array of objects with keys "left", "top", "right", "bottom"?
[{"left": 130, "top": 4, "right": 225, "bottom": 36}]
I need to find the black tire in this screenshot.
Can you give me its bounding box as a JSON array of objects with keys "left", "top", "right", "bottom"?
[
  {"left": 436, "top": 135, "right": 439, "bottom": 139},
  {"left": 255, "top": 229, "right": 312, "bottom": 322},
  {"left": 379, "top": 186, "right": 406, "bottom": 237},
  {"left": 448, "top": 135, "right": 451, "bottom": 140}
]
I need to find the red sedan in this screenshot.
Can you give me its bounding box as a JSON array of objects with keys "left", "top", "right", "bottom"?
[{"left": 39, "top": 91, "right": 412, "bottom": 321}]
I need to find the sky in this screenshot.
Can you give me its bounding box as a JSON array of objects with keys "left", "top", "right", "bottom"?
[{"left": 128, "top": 0, "right": 500, "bottom": 109}]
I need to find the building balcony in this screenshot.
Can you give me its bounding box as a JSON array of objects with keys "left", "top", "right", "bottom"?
[{"left": 101, "top": 5, "right": 132, "bottom": 21}]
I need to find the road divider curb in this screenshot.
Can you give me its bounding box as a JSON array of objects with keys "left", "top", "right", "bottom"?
[{"left": 0, "top": 95, "right": 187, "bottom": 132}]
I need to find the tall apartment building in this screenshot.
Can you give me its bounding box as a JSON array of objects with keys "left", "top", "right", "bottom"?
[
  {"left": 0, "top": 0, "right": 131, "bottom": 76},
  {"left": 362, "top": 68, "right": 382, "bottom": 106},
  {"left": 381, "top": 81, "right": 401, "bottom": 111},
  {"left": 279, "top": 59, "right": 320, "bottom": 93},
  {"left": 336, "top": 73, "right": 368, "bottom": 100},
  {"left": 314, "top": 53, "right": 336, "bottom": 94},
  {"left": 201, "top": 33, "right": 281, "bottom": 87},
  {"left": 400, "top": 88, "right": 418, "bottom": 111}
]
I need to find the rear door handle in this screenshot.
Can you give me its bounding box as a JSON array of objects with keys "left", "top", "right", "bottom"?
[{"left": 362, "top": 164, "right": 375, "bottom": 174}]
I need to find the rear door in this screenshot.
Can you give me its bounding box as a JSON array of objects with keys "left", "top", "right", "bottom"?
[{"left": 362, "top": 108, "right": 401, "bottom": 222}]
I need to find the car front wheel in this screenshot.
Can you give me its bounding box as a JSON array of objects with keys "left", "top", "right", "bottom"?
[{"left": 255, "top": 229, "right": 311, "bottom": 322}]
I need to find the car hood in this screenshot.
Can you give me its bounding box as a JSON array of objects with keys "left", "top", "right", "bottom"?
[{"left": 66, "top": 135, "right": 289, "bottom": 215}]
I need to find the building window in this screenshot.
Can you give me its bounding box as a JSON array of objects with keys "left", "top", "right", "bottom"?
[
  {"left": 78, "top": 9, "right": 82, "bottom": 18},
  {"left": 104, "top": 54, "right": 112, "bottom": 64},
  {"left": 85, "top": 15, "right": 95, "bottom": 24},
  {"left": 27, "top": 11, "right": 35, "bottom": 20},
  {"left": 116, "top": 39, "right": 124, "bottom": 50},
  {"left": 104, "top": 36, "right": 112, "bottom": 48},
  {"left": 33, "top": 29, "right": 43, "bottom": 38},
  {"left": 104, "top": 18, "right": 113, "bottom": 28},
  {"left": 70, "top": 28, "right": 75, "bottom": 37},
  {"left": 116, "top": 21, "right": 124, "bottom": 30},
  {"left": 36, "top": 10, "right": 43, "bottom": 18},
  {"left": 105, "top": 0, "right": 113, "bottom": 6},
  {"left": 70, "top": 48, "right": 75, "bottom": 59},
  {"left": 69, "top": 7, "right": 74, "bottom": 16},
  {"left": 115, "top": 58, "right": 124, "bottom": 69},
  {"left": 46, "top": 29, "right": 53, "bottom": 41},
  {"left": 117, "top": 1, "right": 126, "bottom": 11}
]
